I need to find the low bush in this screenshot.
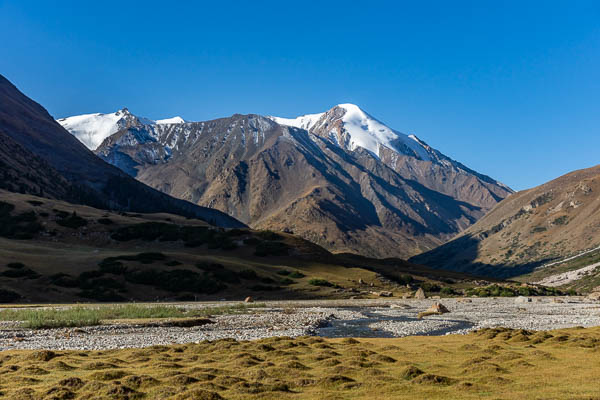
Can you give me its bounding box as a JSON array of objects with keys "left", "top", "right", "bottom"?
[
  {"left": 255, "top": 241, "right": 289, "bottom": 257},
  {"left": 98, "top": 259, "right": 127, "bottom": 275},
  {"left": 250, "top": 284, "right": 282, "bottom": 291},
  {"left": 6, "top": 262, "right": 25, "bottom": 269},
  {"left": 124, "top": 268, "right": 226, "bottom": 294},
  {"left": 243, "top": 237, "right": 261, "bottom": 246},
  {"left": 1, "top": 268, "right": 40, "bottom": 279},
  {"left": 256, "top": 230, "right": 283, "bottom": 241},
  {"left": 309, "top": 279, "right": 334, "bottom": 287},
  {"left": 465, "top": 284, "right": 564, "bottom": 297},
  {"left": 49, "top": 273, "right": 80, "bottom": 288},
  {"left": 0, "top": 288, "right": 20, "bottom": 303},
  {"left": 440, "top": 287, "right": 457, "bottom": 296},
  {"left": 239, "top": 269, "right": 259, "bottom": 280},
  {"left": 0, "top": 202, "right": 43, "bottom": 239},
  {"left": 56, "top": 212, "right": 87, "bottom": 229},
  {"left": 97, "top": 218, "right": 114, "bottom": 225},
  {"left": 419, "top": 282, "right": 441, "bottom": 292},
  {"left": 165, "top": 260, "right": 182, "bottom": 267}
]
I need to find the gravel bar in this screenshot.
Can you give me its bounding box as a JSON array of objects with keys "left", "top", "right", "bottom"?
[{"left": 1, "top": 298, "right": 599, "bottom": 350}]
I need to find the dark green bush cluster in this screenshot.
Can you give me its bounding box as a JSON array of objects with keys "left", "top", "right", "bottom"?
[
  {"left": 308, "top": 278, "right": 334, "bottom": 287},
  {"left": 111, "top": 222, "right": 237, "bottom": 250},
  {"left": 255, "top": 241, "right": 289, "bottom": 256},
  {"left": 256, "top": 230, "right": 283, "bottom": 241},
  {"left": 279, "top": 278, "right": 295, "bottom": 285},
  {"left": 465, "top": 284, "right": 564, "bottom": 297},
  {"left": 250, "top": 284, "right": 282, "bottom": 291},
  {"left": 0, "top": 201, "right": 43, "bottom": 239},
  {"left": 239, "top": 269, "right": 259, "bottom": 280},
  {"left": 195, "top": 262, "right": 240, "bottom": 284},
  {"left": 56, "top": 211, "right": 87, "bottom": 229},
  {"left": 419, "top": 282, "right": 441, "bottom": 292},
  {"left": 1, "top": 262, "right": 40, "bottom": 279},
  {"left": 124, "top": 268, "right": 226, "bottom": 293},
  {"left": 97, "top": 218, "right": 114, "bottom": 225},
  {"left": 0, "top": 288, "right": 20, "bottom": 302},
  {"left": 440, "top": 287, "right": 457, "bottom": 296},
  {"left": 276, "top": 270, "right": 304, "bottom": 278}
]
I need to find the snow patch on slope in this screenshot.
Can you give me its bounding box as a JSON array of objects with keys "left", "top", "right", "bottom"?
[
  {"left": 57, "top": 111, "right": 125, "bottom": 150},
  {"left": 156, "top": 116, "right": 185, "bottom": 125},
  {"left": 58, "top": 109, "right": 185, "bottom": 150},
  {"left": 270, "top": 112, "right": 324, "bottom": 131}
]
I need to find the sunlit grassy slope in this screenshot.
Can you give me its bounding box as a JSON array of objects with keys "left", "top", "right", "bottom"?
[{"left": 1, "top": 326, "right": 599, "bottom": 399}]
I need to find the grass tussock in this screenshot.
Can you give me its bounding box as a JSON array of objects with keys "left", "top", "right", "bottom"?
[
  {"left": 1, "top": 326, "right": 600, "bottom": 398},
  {"left": 0, "top": 303, "right": 265, "bottom": 329}
]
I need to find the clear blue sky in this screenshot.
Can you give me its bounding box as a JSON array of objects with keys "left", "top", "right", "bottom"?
[{"left": 1, "top": 0, "right": 599, "bottom": 191}]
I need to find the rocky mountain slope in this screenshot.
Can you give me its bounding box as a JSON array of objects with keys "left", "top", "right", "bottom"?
[
  {"left": 411, "top": 164, "right": 600, "bottom": 279},
  {"left": 62, "top": 104, "right": 512, "bottom": 258},
  {"left": 0, "top": 74, "right": 242, "bottom": 228}
]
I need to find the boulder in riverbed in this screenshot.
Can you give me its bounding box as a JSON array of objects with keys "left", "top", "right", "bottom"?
[
  {"left": 414, "top": 288, "right": 426, "bottom": 299},
  {"left": 417, "top": 302, "right": 450, "bottom": 319},
  {"left": 515, "top": 296, "right": 532, "bottom": 304}
]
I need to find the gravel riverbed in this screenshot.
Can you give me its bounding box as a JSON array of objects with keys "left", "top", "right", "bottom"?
[{"left": 1, "top": 297, "right": 599, "bottom": 350}]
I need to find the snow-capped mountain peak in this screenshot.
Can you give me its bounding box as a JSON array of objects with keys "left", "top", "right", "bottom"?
[
  {"left": 270, "top": 104, "right": 432, "bottom": 160},
  {"left": 156, "top": 116, "right": 185, "bottom": 125},
  {"left": 58, "top": 109, "right": 184, "bottom": 150}
]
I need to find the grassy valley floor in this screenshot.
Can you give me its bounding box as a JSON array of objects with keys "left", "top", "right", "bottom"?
[{"left": 1, "top": 326, "right": 600, "bottom": 399}]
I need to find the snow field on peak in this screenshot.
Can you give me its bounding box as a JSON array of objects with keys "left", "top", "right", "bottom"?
[
  {"left": 58, "top": 110, "right": 185, "bottom": 150},
  {"left": 270, "top": 103, "right": 432, "bottom": 160},
  {"left": 57, "top": 112, "right": 123, "bottom": 150}
]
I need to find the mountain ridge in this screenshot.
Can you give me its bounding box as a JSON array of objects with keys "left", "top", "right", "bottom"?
[
  {"left": 0, "top": 74, "right": 244, "bottom": 228},
  {"left": 60, "top": 104, "right": 514, "bottom": 258}
]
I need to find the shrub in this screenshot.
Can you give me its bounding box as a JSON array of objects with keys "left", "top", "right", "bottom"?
[
  {"left": 250, "top": 284, "right": 282, "bottom": 291},
  {"left": 553, "top": 216, "right": 569, "bottom": 226},
  {"left": 98, "top": 259, "right": 127, "bottom": 275},
  {"left": 419, "top": 282, "right": 441, "bottom": 292},
  {"left": 309, "top": 279, "right": 334, "bottom": 287},
  {"left": 256, "top": 230, "right": 283, "bottom": 241},
  {"left": 226, "top": 228, "right": 247, "bottom": 237},
  {"left": 165, "top": 260, "right": 182, "bottom": 267},
  {"left": 277, "top": 270, "right": 291, "bottom": 276},
  {"left": 124, "top": 268, "right": 226, "bottom": 294},
  {"left": 239, "top": 269, "right": 259, "bottom": 280},
  {"left": 49, "top": 273, "right": 80, "bottom": 288},
  {"left": 440, "top": 287, "right": 456, "bottom": 296},
  {"left": 56, "top": 212, "right": 87, "bottom": 229},
  {"left": 255, "top": 241, "right": 289, "bottom": 257},
  {"left": 0, "top": 288, "right": 20, "bottom": 303},
  {"left": 243, "top": 237, "right": 261, "bottom": 246},
  {"left": 1, "top": 268, "right": 40, "bottom": 279},
  {"left": 289, "top": 271, "right": 305, "bottom": 279},
  {"left": 6, "top": 262, "right": 25, "bottom": 269},
  {"left": 97, "top": 218, "right": 114, "bottom": 225},
  {"left": 0, "top": 202, "right": 43, "bottom": 239},
  {"left": 279, "top": 278, "right": 295, "bottom": 285},
  {"left": 78, "top": 289, "right": 126, "bottom": 302}
]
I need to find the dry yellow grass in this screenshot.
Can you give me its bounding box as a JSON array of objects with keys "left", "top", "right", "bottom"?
[{"left": 1, "top": 326, "right": 600, "bottom": 399}]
